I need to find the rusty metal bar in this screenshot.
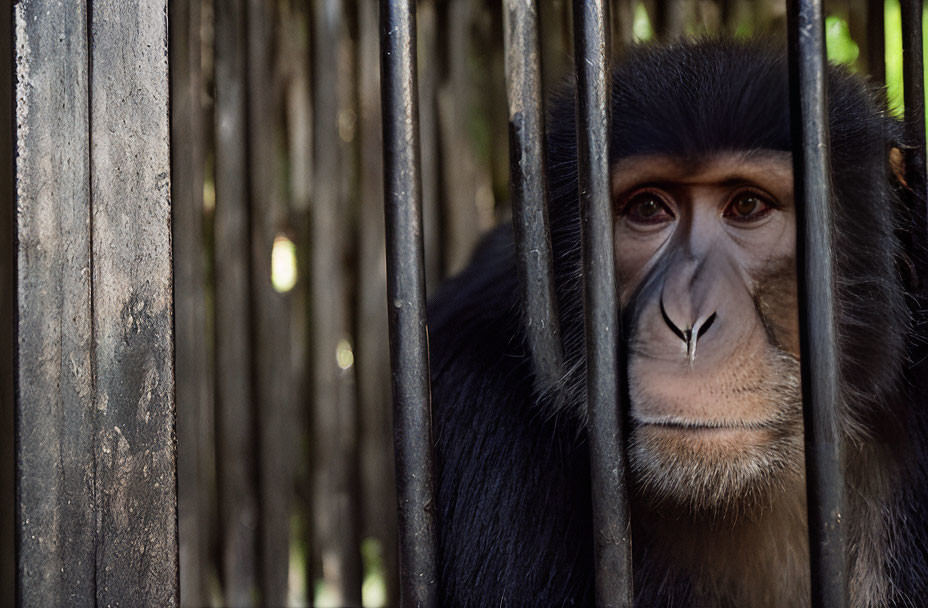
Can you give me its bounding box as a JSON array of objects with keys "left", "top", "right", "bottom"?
[
  {"left": 379, "top": 1, "right": 439, "bottom": 606},
  {"left": 502, "top": 0, "right": 565, "bottom": 393},
  {"left": 786, "top": 1, "right": 847, "bottom": 606},
  {"left": 572, "top": 1, "right": 633, "bottom": 606}
]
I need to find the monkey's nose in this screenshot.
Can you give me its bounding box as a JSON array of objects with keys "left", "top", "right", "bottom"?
[{"left": 660, "top": 297, "right": 717, "bottom": 364}]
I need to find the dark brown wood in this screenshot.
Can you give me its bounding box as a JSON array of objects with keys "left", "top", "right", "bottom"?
[
  {"left": 14, "top": 2, "right": 96, "bottom": 604},
  {"left": 170, "top": 0, "right": 213, "bottom": 605},
  {"left": 281, "top": 0, "right": 316, "bottom": 602},
  {"left": 88, "top": 1, "right": 177, "bottom": 604},
  {"left": 0, "top": 0, "right": 14, "bottom": 601},
  {"left": 358, "top": 0, "right": 400, "bottom": 604},
  {"left": 246, "top": 0, "right": 294, "bottom": 604},
  {"left": 214, "top": 0, "right": 261, "bottom": 602},
  {"left": 14, "top": 0, "right": 178, "bottom": 604},
  {"left": 311, "top": 0, "right": 363, "bottom": 603}
]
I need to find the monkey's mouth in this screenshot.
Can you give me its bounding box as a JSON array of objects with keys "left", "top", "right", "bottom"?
[
  {"left": 633, "top": 416, "right": 779, "bottom": 446},
  {"left": 634, "top": 415, "right": 777, "bottom": 432}
]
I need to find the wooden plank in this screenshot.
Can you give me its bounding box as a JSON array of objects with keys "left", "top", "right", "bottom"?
[
  {"left": 246, "top": 0, "right": 293, "bottom": 603},
  {"left": 357, "top": 0, "right": 400, "bottom": 604},
  {"left": 281, "top": 0, "right": 316, "bottom": 600},
  {"left": 13, "top": 2, "right": 96, "bottom": 604},
  {"left": 311, "top": 0, "right": 362, "bottom": 603},
  {"left": 214, "top": 0, "right": 260, "bottom": 602},
  {"left": 170, "top": 0, "right": 212, "bottom": 605},
  {"left": 88, "top": 1, "right": 177, "bottom": 604},
  {"left": 0, "top": 0, "right": 15, "bottom": 601}
]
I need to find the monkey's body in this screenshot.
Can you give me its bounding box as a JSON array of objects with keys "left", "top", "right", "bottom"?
[{"left": 428, "top": 41, "right": 928, "bottom": 607}]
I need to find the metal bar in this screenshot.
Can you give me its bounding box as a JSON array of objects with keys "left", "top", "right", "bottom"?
[
  {"left": 786, "top": 2, "right": 847, "bottom": 606},
  {"left": 867, "top": 0, "right": 886, "bottom": 85},
  {"left": 572, "top": 1, "right": 633, "bottom": 606},
  {"left": 379, "top": 2, "right": 440, "bottom": 607},
  {"left": 503, "top": 0, "right": 565, "bottom": 392},
  {"left": 901, "top": 0, "right": 928, "bottom": 265}
]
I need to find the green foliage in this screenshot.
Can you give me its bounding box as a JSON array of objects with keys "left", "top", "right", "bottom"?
[{"left": 825, "top": 16, "right": 860, "bottom": 67}]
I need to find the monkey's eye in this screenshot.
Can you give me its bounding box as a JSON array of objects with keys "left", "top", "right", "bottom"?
[
  {"left": 724, "top": 190, "right": 774, "bottom": 222},
  {"left": 622, "top": 191, "right": 674, "bottom": 224}
]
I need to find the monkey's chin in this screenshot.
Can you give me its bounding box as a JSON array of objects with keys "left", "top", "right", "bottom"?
[{"left": 629, "top": 423, "right": 804, "bottom": 516}]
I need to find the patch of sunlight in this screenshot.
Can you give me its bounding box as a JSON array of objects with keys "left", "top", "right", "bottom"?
[
  {"left": 825, "top": 15, "right": 859, "bottom": 67},
  {"left": 361, "top": 538, "right": 387, "bottom": 608},
  {"left": 271, "top": 234, "right": 298, "bottom": 293},
  {"left": 314, "top": 580, "right": 339, "bottom": 608},
  {"left": 203, "top": 178, "right": 216, "bottom": 213},
  {"left": 336, "top": 338, "right": 355, "bottom": 371},
  {"left": 287, "top": 520, "right": 309, "bottom": 607},
  {"left": 633, "top": 2, "right": 653, "bottom": 42}
]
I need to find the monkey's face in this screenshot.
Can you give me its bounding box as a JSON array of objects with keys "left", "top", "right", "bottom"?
[{"left": 613, "top": 151, "right": 805, "bottom": 513}]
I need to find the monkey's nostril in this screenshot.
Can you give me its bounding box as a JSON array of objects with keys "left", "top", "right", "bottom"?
[
  {"left": 697, "top": 312, "right": 717, "bottom": 341},
  {"left": 659, "top": 297, "right": 687, "bottom": 342}
]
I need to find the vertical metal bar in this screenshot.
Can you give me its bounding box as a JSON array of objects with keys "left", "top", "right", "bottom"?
[
  {"left": 901, "top": 0, "right": 928, "bottom": 254},
  {"left": 379, "top": 2, "right": 439, "bottom": 607},
  {"left": 503, "top": 0, "right": 565, "bottom": 392},
  {"left": 868, "top": 0, "right": 886, "bottom": 85},
  {"left": 572, "top": 1, "right": 633, "bottom": 606},
  {"left": 786, "top": 2, "right": 847, "bottom": 606}
]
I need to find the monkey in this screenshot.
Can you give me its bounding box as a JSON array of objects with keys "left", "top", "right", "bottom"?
[{"left": 426, "top": 39, "right": 928, "bottom": 607}]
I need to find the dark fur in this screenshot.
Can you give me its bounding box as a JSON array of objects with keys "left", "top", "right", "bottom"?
[{"left": 428, "top": 40, "right": 928, "bottom": 606}]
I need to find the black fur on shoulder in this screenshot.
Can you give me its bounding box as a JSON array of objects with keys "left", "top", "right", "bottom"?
[{"left": 427, "top": 38, "right": 928, "bottom": 606}]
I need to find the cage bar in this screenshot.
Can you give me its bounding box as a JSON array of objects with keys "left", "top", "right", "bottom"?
[
  {"left": 786, "top": 1, "right": 847, "bottom": 606},
  {"left": 502, "top": 0, "right": 565, "bottom": 392},
  {"left": 379, "top": 1, "right": 440, "bottom": 606},
  {"left": 572, "top": 1, "right": 634, "bottom": 606},
  {"left": 901, "top": 0, "right": 928, "bottom": 261}
]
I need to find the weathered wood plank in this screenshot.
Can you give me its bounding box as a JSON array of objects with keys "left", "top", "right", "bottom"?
[
  {"left": 169, "top": 0, "right": 212, "bottom": 605},
  {"left": 88, "top": 0, "right": 177, "bottom": 604},
  {"left": 0, "top": 1, "right": 15, "bottom": 601},
  {"left": 246, "top": 0, "right": 293, "bottom": 603},
  {"left": 13, "top": 2, "right": 96, "bottom": 604},
  {"left": 214, "top": 0, "right": 260, "bottom": 602}
]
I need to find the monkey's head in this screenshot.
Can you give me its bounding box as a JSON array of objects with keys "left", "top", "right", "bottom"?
[{"left": 546, "top": 40, "right": 909, "bottom": 515}]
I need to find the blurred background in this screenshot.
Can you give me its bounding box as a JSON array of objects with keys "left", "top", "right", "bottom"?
[
  {"left": 165, "top": 0, "right": 924, "bottom": 606},
  {"left": 1, "top": 1, "right": 923, "bottom": 607}
]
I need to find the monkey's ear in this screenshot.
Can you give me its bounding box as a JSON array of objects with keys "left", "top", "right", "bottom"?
[{"left": 890, "top": 147, "right": 908, "bottom": 187}]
